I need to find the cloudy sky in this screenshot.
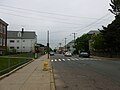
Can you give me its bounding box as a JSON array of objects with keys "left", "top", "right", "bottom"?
[{"left": 0, "top": 0, "right": 114, "bottom": 49}]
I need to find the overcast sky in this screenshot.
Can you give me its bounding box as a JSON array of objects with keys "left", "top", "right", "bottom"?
[{"left": 0, "top": 0, "right": 114, "bottom": 49}]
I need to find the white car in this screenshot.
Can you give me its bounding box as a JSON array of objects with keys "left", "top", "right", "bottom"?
[
  {"left": 64, "top": 52, "right": 72, "bottom": 57},
  {"left": 50, "top": 52, "right": 54, "bottom": 56}
]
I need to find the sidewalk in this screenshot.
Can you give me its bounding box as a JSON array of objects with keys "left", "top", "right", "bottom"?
[
  {"left": 0, "top": 55, "right": 55, "bottom": 90},
  {"left": 92, "top": 56, "right": 120, "bottom": 61}
]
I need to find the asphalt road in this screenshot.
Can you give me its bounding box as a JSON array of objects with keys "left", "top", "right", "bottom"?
[{"left": 51, "top": 54, "right": 120, "bottom": 90}]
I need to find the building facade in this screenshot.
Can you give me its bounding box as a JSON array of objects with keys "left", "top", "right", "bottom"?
[
  {"left": 66, "top": 40, "right": 75, "bottom": 54},
  {"left": 0, "top": 19, "right": 8, "bottom": 55},
  {"left": 7, "top": 30, "right": 37, "bottom": 53}
]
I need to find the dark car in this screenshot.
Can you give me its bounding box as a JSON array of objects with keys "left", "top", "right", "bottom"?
[{"left": 79, "top": 51, "right": 90, "bottom": 58}]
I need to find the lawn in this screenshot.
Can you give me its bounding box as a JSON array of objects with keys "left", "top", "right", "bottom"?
[{"left": 0, "top": 57, "right": 32, "bottom": 75}]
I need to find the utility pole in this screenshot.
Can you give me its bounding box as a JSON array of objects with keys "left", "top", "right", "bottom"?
[
  {"left": 47, "top": 31, "right": 49, "bottom": 59},
  {"left": 72, "top": 33, "right": 77, "bottom": 46},
  {"left": 65, "top": 38, "right": 67, "bottom": 51},
  {"left": 59, "top": 43, "right": 62, "bottom": 47}
]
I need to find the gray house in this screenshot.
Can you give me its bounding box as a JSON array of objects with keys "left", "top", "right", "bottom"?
[{"left": 7, "top": 30, "right": 37, "bottom": 53}]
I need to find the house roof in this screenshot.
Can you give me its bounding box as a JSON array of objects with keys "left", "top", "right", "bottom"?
[
  {"left": 67, "top": 40, "right": 74, "bottom": 46},
  {"left": 7, "top": 31, "right": 37, "bottom": 39},
  {"left": 87, "top": 30, "right": 99, "bottom": 35},
  {"left": 0, "top": 19, "right": 8, "bottom": 26}
]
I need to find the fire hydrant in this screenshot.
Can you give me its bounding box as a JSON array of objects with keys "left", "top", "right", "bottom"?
[{"left": 43, "top": 61, "right": 48, "bottom": 71}]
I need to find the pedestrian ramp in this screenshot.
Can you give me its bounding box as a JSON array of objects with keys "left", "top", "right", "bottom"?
[{"left": 51, "top": 58, "right": 101, "bottom": 62}]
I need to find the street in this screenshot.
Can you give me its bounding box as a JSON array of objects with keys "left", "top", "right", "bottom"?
[{"left": 51, "top": 54, "right": 120, "bottom": 90}]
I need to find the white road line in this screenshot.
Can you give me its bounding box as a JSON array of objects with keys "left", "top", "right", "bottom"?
[
  {"left": 71, "top": 58, "right": 75, "bottom": 60},
  {"left": 51, "top": 60, "right": 53, "bottom": 62},
  {"left": 75, "top": 58, "right": 79, "bottom": 60},
  {"left": 58, "top": 59, "right": 61, "bottom": 61},
  {"left": 62, "top": 59, "right": 65, "bottom": 61},
  {"left": 55, "top": 59, "right": 57, "bottom": 62},
  {"left": 67, "top": 59, "right": 70, "bottom": 61}
]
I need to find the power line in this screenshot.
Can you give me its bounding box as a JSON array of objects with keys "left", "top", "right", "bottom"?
[
  {"left": 75, "top": 13, "right": 111, "bottom": 32},
  {"left": 0, "top": 11, "right": 83, "bottom": 25},
  {"left": 0, "top": 7, "right": 84, "bottom": 23},
  {"left": 0, "top": 4, "right": 111, "bottom": 20},
  {"left": 59, "top": 13, "right": 112, "bottom": 45}
]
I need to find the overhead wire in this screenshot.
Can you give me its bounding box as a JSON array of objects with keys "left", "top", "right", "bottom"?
[
  {"left": 59, "top": 13, "right": 113, "bottom": 45},
  {"left": 0, "top": 4, "right": 112, "bottom": 20},
  {"left": 0, "top": 11, "right": 83, "bottom": 25}
]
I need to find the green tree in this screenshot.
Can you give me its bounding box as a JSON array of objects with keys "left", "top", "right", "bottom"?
[
  {"left": 74, "top": 34, "right": 91, "bottom": 53},
  {"left": 90, "top": 33, "right": 105, "bottom": 50},
  {"left": 109, "top": 0, "right": 120, "bottom": 16},
  {"left": 100, "top": 0, "right": 120, "bottom": 57}
]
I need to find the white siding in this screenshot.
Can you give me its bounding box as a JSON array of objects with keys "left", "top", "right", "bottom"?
[{"left": 7, "top": 38, "right": 37, "bottom": 53}]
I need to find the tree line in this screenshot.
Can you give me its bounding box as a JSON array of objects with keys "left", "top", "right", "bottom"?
[{"left": 74, "top": 0, "right": 120, "bottom": 57}]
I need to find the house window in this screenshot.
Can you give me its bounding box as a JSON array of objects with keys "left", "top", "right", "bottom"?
[
  {"left": 17, "top": 40, "right": 19, "bottom": 43},
  {"left": 10, "top": 47, "right": 14, "bottom": 49},
  {"left": 10, "top": 40, "right": 14, "bottom": 43},
  {"left": 3, "top": 39, "right": 5, "bottom": 46},
  {"left": 17, "top": 47, "right": 19, "bottom": 49},
  {"left": 23, "top": 40, "right": 25, "bottom": 42}
]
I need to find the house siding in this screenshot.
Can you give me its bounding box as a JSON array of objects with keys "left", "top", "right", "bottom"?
[{"left": 7, "top": 31, "right": 37, "bottom": 53}]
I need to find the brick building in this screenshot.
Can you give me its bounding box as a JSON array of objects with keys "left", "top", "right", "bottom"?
[{"left": 0, "top": 19, "right": 8, "bottom": 55}]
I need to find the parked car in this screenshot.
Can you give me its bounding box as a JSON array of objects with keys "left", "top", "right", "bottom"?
[
  {"left": 50, "top": 52, "right": 54, "bottom": 56},
  {"left": 64, "top": 52, "right": 72, "bottom": 57},
  {"left": 79, "top": 51, "right": 90, "bottom": 58}
]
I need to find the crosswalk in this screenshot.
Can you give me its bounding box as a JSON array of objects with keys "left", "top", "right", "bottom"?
[{"left": 51, "top": 58, "right": 101, "bottom": 62}]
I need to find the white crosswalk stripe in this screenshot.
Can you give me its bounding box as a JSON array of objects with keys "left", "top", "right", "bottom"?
[
  {"left": 67, "top": 59, "right": 70, "bottom": 61},
  {"left": 62, "top": 59, "right": 65, "bottom": 61},
  {"left": 51, "top": 60, "right": 53, "bottom": 62},
  {"left": 58, "top": 59, "right": 61, "bottom": 61},
  {"left": 71, "top": 58, "right": 75, "bottom": 60},
  {"left": 75, "top": 58, "right": 79, "bottom": 60},
  {"left": 51, "top": 58, "right": 101, "bottom": 62},
  {"left": 55, "top": 59, "right": 57, "bottom": 62}
]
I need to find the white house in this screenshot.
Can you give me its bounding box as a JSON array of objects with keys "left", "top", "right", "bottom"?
[
  {"left": 7, "top": 30, "right": 37, "bottom": 53},
  {"left": 66, "top": 40, "right": 75, "bottom": 54}
]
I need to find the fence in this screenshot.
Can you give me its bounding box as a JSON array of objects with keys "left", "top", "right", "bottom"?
[{"left": 0, "top": 57, "right": 32, "bottom": 76}]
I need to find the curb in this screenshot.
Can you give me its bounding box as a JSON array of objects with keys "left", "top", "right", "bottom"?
[
  {"left": 0, "top": 59, "right": 34, "bottom": 80},
  {"left": 49, "top": 59, "right": 56, "bottom": 90},
  {"left": 92, "top": 56, "right": 120, "bottom": 61}
]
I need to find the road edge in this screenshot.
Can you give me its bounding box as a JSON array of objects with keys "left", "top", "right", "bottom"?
[{"left": 49, "top": 58, "right": 56, "bottom": 90}]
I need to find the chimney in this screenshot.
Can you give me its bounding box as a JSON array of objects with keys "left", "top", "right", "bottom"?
[{"left": 22, "top": 28, "right": 24, "bottom": 33}]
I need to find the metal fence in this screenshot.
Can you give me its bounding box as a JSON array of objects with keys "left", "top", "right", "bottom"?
[{"left": 0, "top": 58, "right": 32, "bottom": 76}]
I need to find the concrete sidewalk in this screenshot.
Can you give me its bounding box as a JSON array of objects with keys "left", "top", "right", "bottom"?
[{"left": 0, "top": 55, "right": 55, "bottom": 90}]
